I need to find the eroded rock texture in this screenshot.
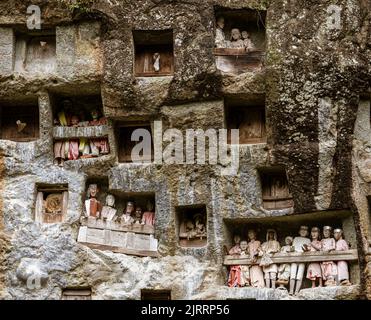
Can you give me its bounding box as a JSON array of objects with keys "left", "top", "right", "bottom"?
[{"left": 0, "top": 0, "right": 370, "bottom": 300}]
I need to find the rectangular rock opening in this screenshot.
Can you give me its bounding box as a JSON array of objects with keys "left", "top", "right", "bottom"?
[
  {"left": 78, "top": 179, "right": 158, "bottom": 256},
  {"left": 259, "top": 167, "right": 293, "bottom": 210},
  {"left": 0, "top": 98, "right": 39, "bottom": 142},
  {"left": 141, "top": 289, "right": 171, "bottom": 300},
  {"left": 116, "top": 122, "right": 153, "bottom": 163},
  {"left": 14, "top": 27, "right": 56, "bottom": 74},
  {"left": 224, "top": 210, "right": 359, "bottom": 289},
  {"left": 35, "top": 184, "right": 68, "bottom": 223},
  {"left": 62, "top": 288, "right": 92, "bottom": 300},
  {"left": 51, "top": 93, "right": 105, "bottom": 128},
  {"left": 176, "top": 204, "right": 207, "bottom": 248},
  {"left": 213, "top": 7, "right": 266, "bottom": 73},
  {"left": 133, "top": 30, "right": 174, "bottom": 77},
  {"left": 225, "top": 96, "right": 266, "bottom": 144}
]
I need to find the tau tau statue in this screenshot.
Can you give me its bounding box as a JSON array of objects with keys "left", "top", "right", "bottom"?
[
  {"left": 334, "top": 228, "right": 351, "bottom": 286},
  {"left": 153, "top": 52, "right": 160, "bottom": 72},
  {"left": 290, "top": 226, "right": 311, "bottom": 295},
  {"left": 141, "top": 201, "right": 155, "bottom": 226},
  {"left": 277, "top": 236, "right": 294, "bottom": 290},
  {"left": 215, "top": 16, "right": 227, "bottom": 48},
  {"left": 247, "top": 230, "right": 265, "bottom": 288},
  {"left": 100, "top": 194, "right": 117, "bottom": 221},
  {"left": 121, "top": 201, "right": 135, "bottom": 225},
  {"left": 321, "top": 226, "right": 337, "bottom": 286},
  {"left": 260, "top": 229, "right": 280, "bottom": 289},
  {"left": 84, "top": 184, "right": 102, "bottom": 219},
  {"left": 304, "top": 227, "right": 323, "bottom": 288},
  {"left": 133, "top": 207, "right": 143, "bottom": 224}
]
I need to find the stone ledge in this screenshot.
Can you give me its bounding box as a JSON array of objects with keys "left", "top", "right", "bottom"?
[{"left": 223, "top": 249, "right": 358, "bottom": 265}]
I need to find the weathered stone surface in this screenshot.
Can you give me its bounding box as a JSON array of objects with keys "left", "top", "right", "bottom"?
[{"left": 0, "top": 0, "right": 370, "bottom": 300}]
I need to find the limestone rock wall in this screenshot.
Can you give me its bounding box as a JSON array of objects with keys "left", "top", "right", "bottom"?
[{"left": 0, "top": 0, "right": 370, "bottom": 300}]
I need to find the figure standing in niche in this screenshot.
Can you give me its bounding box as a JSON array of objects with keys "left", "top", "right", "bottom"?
[
  {"left": 56, "top": 99, "right": 73, "bottom": 126},
  {"left": 121, "top": 201, "right": 135, "bottom": 225},
  {"left": 89, "top": 109, "right": 107, "bottom": 126},
  {"left": 133, "top": 207, "right": 143, "bottom": 224},
  {"left": 277, "top": 236, "right": 294, "bottom": 290},
  {"left": 194, "top": 213, "right": 207, "bottom": 240},
  {"left": 304, "top": 227, "right": 323, "bottom": 288},
  {"left": 227, "top": 235, "right": 242, "bottom": 287},
  {"left": 68, "top": 139, "right": 79, "bottom": 160},
  {"left": 290, "top": 226, "right": 311, "bottom": 295},
  {"left": 239, "top": 240, "right": 251, "bottom": 287},
  {"left": 247, "top": 229, "right": 265, "bottom": 288},
  {"left": 215, "top": 16, "right": 227, "bottom": 48},
  {"left": 229, "top": 29, "right": 245, "bottom": 49},
  {"left": 101, "top": 194, "right": 117, "bottom": 221},
  {"left": 84, "top": 184, "right": 102, "bottom": 219},
  {"left": 334, "top": 228, "right": 351, "bottom": 286},
  {"left": 241, "top": 31, "right": 255, "bottom": 52},
  {"left": 153, "top": 52, "right": 160, "bottom": 72},
  {"left": 259, "top": 229, "right": 280, "bottom": 289},
  {"left": 141, "top": 201, "right": 155, "bottom": 226},
  {"left": 320, "top": 226, "right": 337, "bottom": 286}
]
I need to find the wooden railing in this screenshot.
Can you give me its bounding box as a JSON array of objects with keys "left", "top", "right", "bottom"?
[{"left": 223, "top": 250, "right": 359, "bottom": 266}]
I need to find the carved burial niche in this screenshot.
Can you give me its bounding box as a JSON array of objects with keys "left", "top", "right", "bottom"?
[
  {"left": 177, "top": 204, "right": 207, "bottom": 248},
  {"left": 0, "top": 98, "right": 39, "bottom": 142},
  {"left": 116, "top": 122, "right": 153, "bottom": 163},
  {"left": 225, "top": 96, "right": 266, "bottom": 144},
  {"left": 214, "top": 7, "right": 266, "bottom": 74},
  {"left": 259, "top": 168, "right": 293, "bottom": 210},
  {"left": 133, "top": 30, "right": 174, "bottom": 77},
  {"left": 224, "top": 210, "right": 359, "bottom": 288},
  {"left": 50, "top": 90, "right": 105, "bottom": 127},
  {"left": 35, "top": 184, "right": 68, "bottom": 223},
  {"left": 62, "top": 288, "right": 92, "bottom": 300},
  {"left": 14, "top": 28, "right": 56, "bottom": 74},
  {"left": 141, "top": 289, "right": 171, "bottom": 300}
]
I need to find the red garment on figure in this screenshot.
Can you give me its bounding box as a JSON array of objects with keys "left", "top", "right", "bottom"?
[
  {"left": 142, "top": 211, "right": 155, "bottom": 226},
  {"left": 91, "top": 138, "right": 110, "bottom": 154},
  {"left": 89, "top": 198, "right": 102, "bottom": 218},
  {"left": 228, "top": 266, "right": 242, "bottom": 287},
  {"left": 68, "top": 140, "right": 79, "bottom": 160}
]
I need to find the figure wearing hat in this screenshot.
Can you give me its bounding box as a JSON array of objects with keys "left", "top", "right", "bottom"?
[
  {"left": 334, "top": 228, "right": 351, "bottom": 286},
  {"left": 290, "top": 226, "right": 311, "bottom": 295},
  {"left": 304, "top": 227, "right": 323, "bottom": 288},
  {"left": 84, "top": 184, "right": 102, "bottom": 218},
  {"left": 320, "top": 226, "right": 337, "bottom": 286}
]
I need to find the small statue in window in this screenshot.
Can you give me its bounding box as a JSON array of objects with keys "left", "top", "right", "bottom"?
[
  {"left": 121, "top": 201, "right": 135, "bottom": 225},
  {"left": 228, "top": 235, "right": 242, "bottom": 255},
  {"left": 141, "top": 201, "right": 155, "bottom": 226},
  {"left": 133, "top": 207, "right": 143, "bottom": 224},
  {"left": 241, "top": 31, "right": 255, "bottom": 52},
  {"left": 277, "top": 236, "right": 294, "bottom": 290},
  {"left": 215, "top": 16, "right": 227, "bottom": 48},
  {"left": 153, "top": 52, "right": 161, "bottom": 72},
  {"left": 320, "top": 226, "right": 337, "bottom": 286},
  {"left": 290, "top": 226, "right": 311, "bottom": 295},
  {"left": 89, "top": 109, "right": 107, "bottom": 126},
  {"left": 230, "top": 28, "right": 245, "bottom": 49},
  {"left": 194, "top": 213, "right": 206, "bottom": 239},
  {"left": 84, "top": 184, "right": 102, "bottom": 219},
  {"left": 334, "top": 228, "right": 351, "bottom": 286},
  {"left": 16, "top": 120, "right": 27, "bottom": 132},
  {"left": 259, "top": 229, "right": 280, "bottom": 289},
  {"left": 304, "top": 227, "right": 323, "bottom": 288},
  {"left": 239, "top": 240, "right": 251, "bottom": 287},
  {"left": 247, "top": 229, "right": 265, "bottom": 288},
  {"left": 101, "top": 194, "right": 117, "bottom": 222}
]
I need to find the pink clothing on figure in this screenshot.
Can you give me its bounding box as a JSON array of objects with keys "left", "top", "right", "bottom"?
[
  {"left": 68, "top": 140, "right": 79, "bottom": 160},
  {"left": 247, "top": 240, "right": 265, "bottom": 288},
  {"left": 228, "top": 265, "right": 242, "bottom": 287},
  {"left": 321, "top": 238, "right": 337, "bottom": 280},
  {"left": 142, "top": 211, "right": 155, "bottom": 226},
  {"left": 306, "top": 240, "right": 322, "bottom": 280},
  {"left": 336, "top": 239, "right": 350, "bottom": 282}
]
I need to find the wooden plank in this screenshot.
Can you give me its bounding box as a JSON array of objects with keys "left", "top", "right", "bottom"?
[
  {"left": 223, "top": 249, "right": 358, "bottom": 266},
  {"left": 79, "top": 242, "right": 159, "bottom": 258}
]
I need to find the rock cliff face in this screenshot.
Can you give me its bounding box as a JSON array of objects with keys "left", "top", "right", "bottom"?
[{"left": 0, "top": 0, "right": 370, "bottom": 300}]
